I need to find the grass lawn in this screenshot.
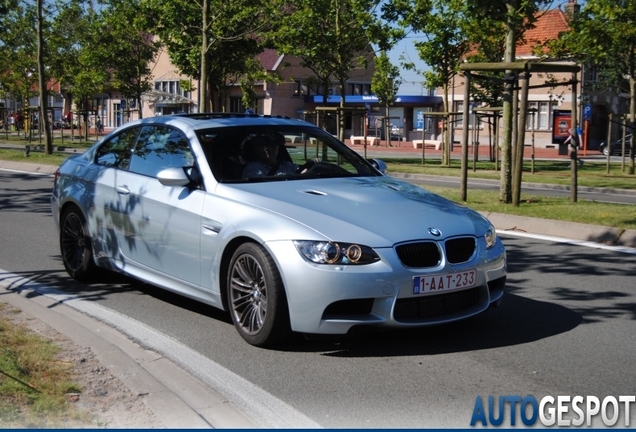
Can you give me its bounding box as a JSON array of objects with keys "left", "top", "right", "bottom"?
[{"left": 0, "top": 303, "right": 87, "bottom": 427}]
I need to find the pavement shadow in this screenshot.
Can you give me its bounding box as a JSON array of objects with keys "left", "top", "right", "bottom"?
[
  {"left": 282, "top": 292, "right": 581, "bottom": 357},
  {"left": 0, "top": 172, "right": 53, "bottom": 214}
]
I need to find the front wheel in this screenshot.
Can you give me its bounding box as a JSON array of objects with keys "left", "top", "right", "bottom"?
[
  {"left": 227, "top": 243, "right": 291, "bottom": 347},
  {"left": 60, "top": 206, "right": 97, "bottom": 281}
]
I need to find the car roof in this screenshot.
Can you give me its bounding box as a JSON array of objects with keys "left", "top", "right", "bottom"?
[{"left": 132, "top": 113, "right": 315, "bottom": 132}]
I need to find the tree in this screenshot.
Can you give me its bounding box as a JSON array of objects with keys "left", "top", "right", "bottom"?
[
  {"left": 36, "top": 0, "right": 53, "bottom": 152},
  {"left": 145, "top": 0, "right": 272, "bottom": 112},
  {"left": 47, "top": 0, "right": 110, "bottom": 140},
  {"left": 271, "top": 0, "right": 391, "bottom": 141},
  {"left": 462, "top": 0, "right": 552, "bottom": 203},
  {"left": 386, "top": 0, "right": 468, "bottom": 166},
  {"left": 371, "top": 51, "right": 401, "bottom": 147},
  {"left": 414, "top": 1, "right": 470, "bottom": 167},
  {"left": 100, "top": 0, "right": 161, "bottom": 119},
  {"left": 550, "top": 0, "right": 636, "bottom": 174},
  {"left": 0, "top": 0, "right": 39, "bottom": 138}
]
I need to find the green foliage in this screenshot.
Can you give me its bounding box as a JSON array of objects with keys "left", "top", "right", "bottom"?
[
  {"left": 143, "top": 0, "right": 271, "bottom": 111},
  {"left": 372, "top": 51, "right": 401, "bottom": 106},
  {"left": 271, "top": 0, "right": 390, "bottom": 139},
  {"left": 99, "top": 0, "right": 161, "bottom": 115},
  {"left": 0, "top": 1, "right": 39, "bottom": 104},
  {"left": 549, "top": 0, "right": 636, "bottom": 94},
  {"left": 47, "top": 0, "right": 110, "bottom": 121}
]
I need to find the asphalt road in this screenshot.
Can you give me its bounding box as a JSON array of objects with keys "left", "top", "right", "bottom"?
[{"left": 1, "top": 171, "right": 636, "bottom": 428}]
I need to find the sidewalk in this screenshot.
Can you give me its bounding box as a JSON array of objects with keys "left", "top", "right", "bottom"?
[{"left": 346, "top": 138, "right": 604, "bottom": 160}]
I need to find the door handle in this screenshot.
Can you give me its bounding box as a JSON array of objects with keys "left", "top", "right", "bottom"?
[{"left": 115, "top": 185, "right": 130, "bottom": 195}]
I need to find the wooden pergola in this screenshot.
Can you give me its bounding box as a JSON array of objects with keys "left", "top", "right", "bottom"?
[{"left": 458, "top": 60, "right": 581, "bottom": 203}]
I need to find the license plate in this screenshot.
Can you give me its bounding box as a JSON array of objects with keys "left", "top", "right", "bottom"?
[{"left": 412, "top": 270, "right": 477, "bottom": 295}]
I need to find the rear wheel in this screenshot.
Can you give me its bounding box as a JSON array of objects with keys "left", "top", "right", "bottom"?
[
  {"left": 227, "top": 243, "right": 291, "bottom": 347},
  {"left": 60, "top": 206, "right": 97, "bottom": 281}
]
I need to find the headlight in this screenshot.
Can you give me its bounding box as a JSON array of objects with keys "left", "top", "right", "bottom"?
[
  {"left": 294, "top": 241, "right": 380, "bottom": 265},
  {"left": 485, "top": 224, "right": 497, "bottom": 249}
]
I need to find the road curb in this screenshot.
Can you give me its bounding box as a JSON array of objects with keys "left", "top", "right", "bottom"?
[
  {"left": 0, "top": 159, "right": 59, "bottom": 174},
  {"left": 480, "top": 212, "right": 636, "bottom": 249}
]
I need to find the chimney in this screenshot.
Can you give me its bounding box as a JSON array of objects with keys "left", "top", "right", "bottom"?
[{"left": 564, "top": 0, "right": 580, "bottom": 18}]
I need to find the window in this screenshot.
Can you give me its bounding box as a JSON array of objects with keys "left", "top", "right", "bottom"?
[
  {"left": 455, "top": 101, "right": 464, "bottom": 128},
  {"left": 128, "top": 126, "right": 193, "bottom": 178},
  {"left": 346, "top": 83, "right": 372, "bottom": 96},
  {"left": 293, "top": 80, "right": 309, "bottom": 97},
  {"left": 154, "top": 80, "right": 190, "bottom": 99},
  {"left": 95, "top": 127, "right": 140, "bottom": 169},
  {"left": 526, "top": 102, "right": 553, "bottom": 131},
  {"left": 454, "top": 102, "right": 484, "bottom": 129},
  {"left": 230, "top": 98, "right": 247, "bottom": 113},
  {"left": 230, "top": 97, "right": 264, "bottom": 114}
]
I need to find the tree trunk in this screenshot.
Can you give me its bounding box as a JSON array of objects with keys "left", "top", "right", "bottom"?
[
  {"left": 37, "top": 0, "right": 53, "bottom": 154},
  {"left": 499, "top": 1, "right": 517, "bottom": 204},
  {"left": 629, "top": 71, "right": 636, "bottom": 174},
  {"left": 199, "top": 0, "right": 210, "bottom": 112}
]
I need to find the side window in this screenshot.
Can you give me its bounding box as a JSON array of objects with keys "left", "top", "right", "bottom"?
[
  {"left": 95, "top": 127, "right": 140, "bottom": 168},
  {"left": 128, "top": 126, "right": 193, "bottom": 178}
]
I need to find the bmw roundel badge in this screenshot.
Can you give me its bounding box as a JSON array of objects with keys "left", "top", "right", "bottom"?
[{"left": 428, "top": 227, "right": 441, "bottom": 236}]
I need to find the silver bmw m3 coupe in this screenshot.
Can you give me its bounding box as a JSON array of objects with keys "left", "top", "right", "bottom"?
[{"left": 51, "top": 113, "right": 507, "bottom": 347}]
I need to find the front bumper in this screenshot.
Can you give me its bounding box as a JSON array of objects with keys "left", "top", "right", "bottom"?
[{"left": 266, "top": 238, "right": 507, "bottom": 335}]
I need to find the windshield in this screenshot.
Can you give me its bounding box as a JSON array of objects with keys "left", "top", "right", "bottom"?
[{"left": 196, "top": 125, "right": 382, "bottom": 183}]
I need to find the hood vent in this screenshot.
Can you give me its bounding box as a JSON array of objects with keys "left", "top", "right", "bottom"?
[{"left": 301, "top": 189, "right": 327, "bottom": 196}]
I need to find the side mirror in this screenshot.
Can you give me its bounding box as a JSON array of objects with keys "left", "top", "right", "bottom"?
[
  {"left": 157, "top": 167, "right": 193, "bottom": 187},
  {"left": 368, "top": 158, "right": 387, "bottom": 174}
]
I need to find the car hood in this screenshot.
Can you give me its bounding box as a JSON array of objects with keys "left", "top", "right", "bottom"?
[{"left": 216, "top": 176, "right": 491, "bottom": 246}]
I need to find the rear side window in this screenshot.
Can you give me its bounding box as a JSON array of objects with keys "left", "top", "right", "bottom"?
[
  {"left": 95, "top": 127, "right": 140, "bottom": 168},
  {"left": 128, "top": 126, "right": 193, "bottom": 178}
]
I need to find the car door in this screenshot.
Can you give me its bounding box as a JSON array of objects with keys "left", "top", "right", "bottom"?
[
  {"left": 90, "top": 126, "right": 139, "bottom": 258},
  {"left": 111, "top": 125, "right": 205, "bottom": 287}
]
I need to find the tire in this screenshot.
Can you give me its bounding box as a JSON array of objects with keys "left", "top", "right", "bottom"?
[
  {"left": 602, "top": 146, "right": 609, "bottom": 156},
  {"left": 60, "top": 206, "right": 97, "bottom": 282},
  {"left": 227, "top": 243, "right": 291, "bottom": 347}
]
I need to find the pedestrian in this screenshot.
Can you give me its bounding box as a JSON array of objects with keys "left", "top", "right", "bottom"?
[
  {"left": 564, "top": 128, "right": 584, "bottom": 167},
  {"left": 8, "top": 112, "right": 15, "bottom": 131},
  {"left": 96, "top": 118, "right": 103, "bottom": 134}
]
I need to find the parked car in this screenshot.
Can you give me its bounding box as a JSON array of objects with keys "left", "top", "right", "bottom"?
[
  {"left": 51, "top": 113, "right": 507, "bottom": 347},
  {"left": 599, "top": 134, "right": 633, "bottom": 156}
]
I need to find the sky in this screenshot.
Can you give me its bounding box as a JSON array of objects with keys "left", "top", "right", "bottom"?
[{"left": 387, "top": 36, "right": 429, "bottom": 95}]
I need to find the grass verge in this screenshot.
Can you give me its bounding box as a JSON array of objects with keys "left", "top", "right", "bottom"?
[
  {"left": 386, "top": 157, "right": 636, "bottom": 189},
  {"left": 422, "top": 186, "right": 636, "bottom": 230},
  {"left": 0, "top": 303, "right": 86, "bottom": 428}
]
